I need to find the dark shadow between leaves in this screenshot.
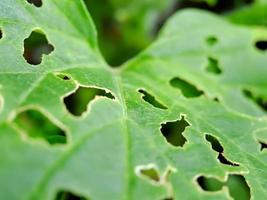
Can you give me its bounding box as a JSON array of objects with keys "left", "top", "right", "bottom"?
[
  {"left": 161, "top": 115, "right": 190, "bottom": 147},
  {"left": 170, "top": 77, "right": 203, "bottom": 98},
  {"left": 197, "top": 174, "right": 250, "bottom": 200},
  {"left": 55, "top": 190, "right": 87, "bottom": 200},
  {"left": 205, "top": 134, "right": 239, "bottom": 166},
  {"left": 64, "top": 86, "right": 115, "bottom": 116},
  {"left": 26, "top": 0, "right": 42, "bottom": 7},
  {"left": 138, "top": 89, "right": 167, "bottom": 110},
  {"left": 23, "top": 30, "right": 54, "bottom": 65},
  {"left": 14, "top": 109, "right": 67, "bottom": 145}
]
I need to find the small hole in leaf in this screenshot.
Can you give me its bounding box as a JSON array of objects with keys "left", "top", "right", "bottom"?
[
  {"left": 55, "top": 190, "right": 87, "bottom": 200},
  {"left": 170, "top": 77, "right": 203, "bottom": 98},
  {"left": 160, "top": 115, "right": 190, "bottom": 147},
  {"left": 206, "top": 57, "right": 222, "bottom": 74},
  {"left": 197, "top": 174, "right": 250, "bottom": 200},
  {"left": 64, "top": 86, "right": 115, "bottom": 116},
  {"left": 0, "top": 29, "right": 2, "bottom": 39},
  {"left": 243, "top": 89, "right": 267, "bottom": 111},
  {"left": 55, "top": 73, "right": 71, "bottom": 81},
  {"left": 14, "top": 109, "right": 66, "bottom": 145},
  {"left": 206, "top": 36, "right": 218, "bottom": 46},
  {"left": 138, "top": 89, "right": 167, "bottom": 110},
  {"left": 23, "top": 30, "right": 54, "bottom": 65},
  {"left": 140, "top": 167, "right": 160, "bottom": 182},
  {"left": 259, "top": 141, "right": 267, "bottom": 151},
  {"left": 26, "top": 0, "right": 42, "bottom": 7},
  {"left": 255, "top": 40, "right": 267, "bottom": 51},
  {"left": 205, "top": 134, "right": 239, "bottom": 166}
]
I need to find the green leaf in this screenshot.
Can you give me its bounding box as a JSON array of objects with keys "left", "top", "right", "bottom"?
[{"left": 0, "top": 1, "right": 267, "bottom": 200}]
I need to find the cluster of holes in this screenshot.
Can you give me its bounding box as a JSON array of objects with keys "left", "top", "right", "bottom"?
[
  {"left": 243, "top": 89, "right": 267, "bottom": 112},
  {"left": 170, "top": 77, "right": 203, "bottom": 98},
  {"left": 26, "top": 0, "right": 42, "bottom": 7},
  {"left": 205, "top": 134, "right": 239, "bottom": 166},
  {"left": 55, "top": 190, "right": 87, "bottom": 200},
  {"left": 64, "top": 86, "right": 115, "bottom": 116},
  {"left": 23, "top": 30, "right": 54, "bottom": 65},
  {"left": 14, "top": 109, "right": 67, "bottom": 145},
  {"left": 160, "top": 115, "right": 190, "bottom": 147},
  {"left": 197, "top": 174, "right": 250, "bottom": 200},
  {"left": 138, "top": 89, "right": 167, "bottom": 110}
]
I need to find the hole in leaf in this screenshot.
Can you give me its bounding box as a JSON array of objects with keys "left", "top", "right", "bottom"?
[
  {"left": 26, "top": 0, "right": 42, "bottom": 7},
  {"left": 197, "top": 175, "right": 250, "bottom": 200},
  {"left": 0, "top": 29, "right": 2, "bottom": 39},
  {"left": 138, "top": 89, "right": 167, "bottom": 110},
  {"left": 170, "top": 77, "right": 203, "bottom": 98},
  {"left": 197, "top": 176, "right": 223, "bottom": 192},
  {"left": 205, "top": 134, "right": 223, "bottom": 153},
  {"left": 23, "top": 30, "right": 54, "bottom": 65},
  {"left": 205, "top": 134, "right": 239, "bottom": 166},
  {"left": 255, "top": 40, "right": 267, "bottom": 51},
  {"left": 206, "top": 36, "right": 218, "bottom": 46},
  {"left": 55, "top": 190, "right": 87, "bottom": 200},
  {"left": 64, "top": 86, "right": 115, "bottom": 116},
  {"left": 259, "top": 141, "right": 267, "bottom": 151},
  {"left": 243, "top": 89, "right": 267, "bottom": 111},
  {"left": 206, "top": 57, "right": 222, "bottom": 74},
  {"left": 140, "top": 167, "right": 160, "bottom": 183},
  {"left": 160, "top": 115, "right": 190, "bottom": 147},
  {"left": 55, "top": 73, "right": 71, "bottom": 81},
  {"left": 14, "top": 109, "right": 66, "bottom": 145}
]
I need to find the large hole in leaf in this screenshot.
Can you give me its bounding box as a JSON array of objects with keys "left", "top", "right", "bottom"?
[
  {"left": 160, "top": 115, "right": 190, "bottom": 147},
  {"left": 55, "top": 190, "right": 87, "bottom": 200},
  {"left": 23, "top": 30, "right": 54, "bottom": 65},
  {"left": 255, "top": 40, "right": 267, "bottom": 51},
  {"left": 243, "top": 89, "right": 267, "bottom": 112},
  {"left": 138, "top": 89, "right": 167, "bottom": 110},
  {"left": 170, "top": 77, "right": 203, "bottom": 98},
  {"left": 64, "top": 86, "right": 115, "bottom": 116},
  {"left": 205, "top": 134, "right": 239, "bottom": 166},
  {"left": 206, "top": 57, "right": 222, "bottom": 74},
  {"left": 14, "top": 109, "right": 66, "bottom": 145},
  {"left": 197, "top": 174, "right": 250, "bottom": 200},
  {"left": 26, "top": 0, "right": 42, "bottom": 7}
]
